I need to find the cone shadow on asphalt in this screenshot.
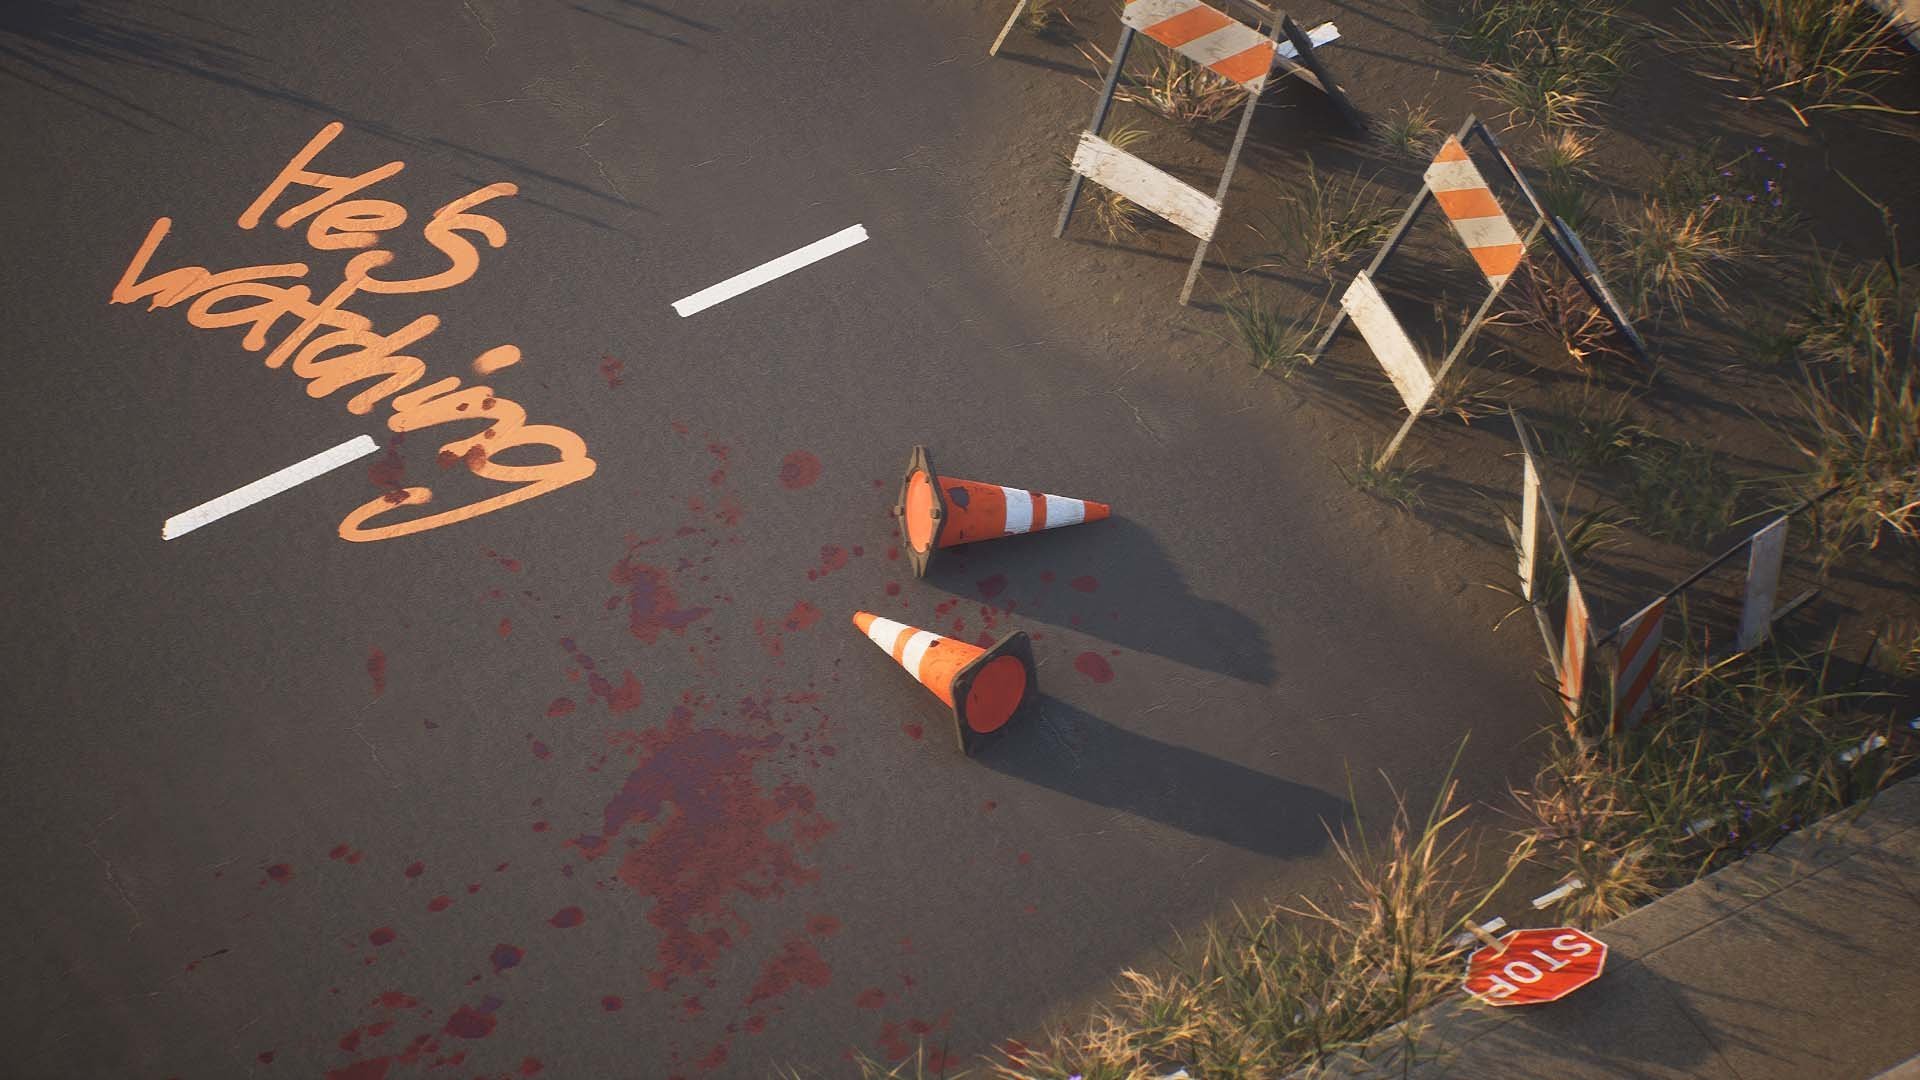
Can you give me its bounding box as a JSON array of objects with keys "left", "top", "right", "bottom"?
[
  {"left": 975, "top": 696, "right": 1349, "bottom": 859},
  {"left": 923, "top": 516, "right": 1279, "bottom": 686}
]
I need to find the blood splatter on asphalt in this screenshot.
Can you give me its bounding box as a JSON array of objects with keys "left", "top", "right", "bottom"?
[
  {"left": 600, "top": 355, "right": 624, "bottom": 388},
  {"left": 564, "top": 698, "right": 836, "bottom": 992},
  {"left": 1074, "top": 651, "right": 1115, "bottom": 684},
  {"left": 778, "top": 451, "right": 822, "bottom": 489},
  {"left": 547, "top": 906, "right": 585, "bottom": 929},
  {"left": 612, "top": 551, "right": 712, "bottom": 644},
  {"left": 367, "top": 648, "right": 387, "bottom": 698}
]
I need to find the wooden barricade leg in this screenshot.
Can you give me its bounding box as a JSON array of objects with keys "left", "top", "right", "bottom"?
[
  {"left": 1056, "top": 26, "right": 1134, "bottom": 238},
  {"left": 989, "top": 0, "right": 1031, "bottom": 57},
  {"left": 1177, "top": 18, "right": 1283, "bottom": 306}
]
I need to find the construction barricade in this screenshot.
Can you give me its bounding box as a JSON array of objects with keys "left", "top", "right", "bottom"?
[
  {"left": 1316, "top": 115, "right": 1648, "bottom": 468},
  {"left": 1055, "top": 1, "right": 1362, "bottom": 304},
  {"left": 1509, "top": 409, "right": 1596, "bottom": 721},
  {"left": 1511, "top": 405, "right": 1838, "bottom": 735}
]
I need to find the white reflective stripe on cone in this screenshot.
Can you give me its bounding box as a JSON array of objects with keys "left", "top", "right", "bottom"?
[
  {"left": 865, "top": 616, "right": 911, "bottom": 653},
  {"left": 1043, "top": 494, "right": 1085, "bottom": 528},
  {"left": 1000, "top": 486, "right": 1034, "bottom": 534},
  {"left": 900, "top": 631, "right": 939, "bottom": 677}
]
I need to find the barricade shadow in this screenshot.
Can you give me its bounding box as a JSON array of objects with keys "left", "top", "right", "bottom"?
[
  {"left": 976, "top": 696, "right": 1351, "bottom": 859},
  {"left": 922, "top": 517, "right": 1280, "bottom": 686}
]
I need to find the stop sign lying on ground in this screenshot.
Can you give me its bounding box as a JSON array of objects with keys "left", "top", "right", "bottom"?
[{"left": 1462, "top": 927, "right": 1607, "bottom": 1006}]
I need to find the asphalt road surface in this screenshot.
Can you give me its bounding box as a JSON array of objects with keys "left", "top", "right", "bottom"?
[{"left": 1, "top": 2, "right": 1544, "bottom": 1076}]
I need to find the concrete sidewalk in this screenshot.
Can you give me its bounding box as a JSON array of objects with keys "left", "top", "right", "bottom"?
[{"left": 1319, "top": 775, "right": 1920, "bottom": 1079}]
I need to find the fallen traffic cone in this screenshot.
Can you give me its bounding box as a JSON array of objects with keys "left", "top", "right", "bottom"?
[
  {"left": 853, "top": 611, "right": 1035, "bottom": 755},
  {"left": 893, "top": 445, "right": 1110, "bottom": 577}
]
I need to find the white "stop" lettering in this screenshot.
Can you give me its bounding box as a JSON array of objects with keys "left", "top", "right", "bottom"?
[{"left": 1471, "top": 933, "right": 1598, "bottom": 1000}]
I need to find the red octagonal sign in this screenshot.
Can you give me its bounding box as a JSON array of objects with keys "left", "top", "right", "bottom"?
[{"left": 1462, "top": 927, "right": 1607, "bottom": 1006}]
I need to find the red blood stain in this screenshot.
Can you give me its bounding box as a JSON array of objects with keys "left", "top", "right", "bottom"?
[
  {"left": 855, "top": 988, "right": 887, "bottom": 1009},
  {"left": 404, "top": 861, "right": 425, "bottom": 879},
  {"left": 589, "top": 670, "right": 645, "bottom": 713},
  {"left": 549, "top": 906, "right": 585, "bottom": 929},
  {"left": 326, "top": 1060, "right": 391, "bottom": 1080},
  {"left": 1039, "top": 571, "right": 1055, "bottom": 584},
  {"left": 745, "top": 931, "right": 831, "bottom": 1004},
  {"left": 612, "top": 553, "right": 712, "bottom": 644},
  {"left": 884, "top": 582, "right": 901, "bottom": 597},
  {"left": 257, "top": 1051, "right": 274, "bottom": 1064},
  {"left": 877, "top": 1021, "right": 914, "bottom": 1060},
  {"left": 1074, "top": 652, "right": 1115, "bottom": 683},
  {"left": 367, "top": 435, "right": 405, "bottom": 491},
  {"left": 778, "top": 451, "right": 822, "bottom": 490},
  {"left": 491, "top": 944, "right": 524, "bottom": 973},
  {"left": 901, "top": 722, "right": 923, "bottom": 740},
  {"left": 530, "top": 740, "right": 551, "bottom": 760},
  {"left": 564, "top": 706, "right": 835, "bottom": 991},
  {"left": 976, "top": 574, "right": 1008, "bottom": 599},
  {"left": 681, "top": 995, "right": 705, "bottom": 1015},
  {"left": 373, "top": 991, "right": 419, "bottom": 1009},
  {"left": 982, "top": 800, "right": 997, "bottom": 812},
  {"left": 743, "top": 1015, "right": 768, "bottom": 1034},
  {"left": 427, "top": 895, "right": 452, "bottom": 912},
  {"left": 498, "top": 617, "right": 513, "bottom": 638},
  {"left": 484, "top": 549, "right": 522, "bottom": 572},
  {"left": 808, "top": 545, "right": 849, "bottom": 581},
  {"left": 601, "top": 355, "right": 624, "bottom": 388},
  {"left": 783, "top": 602, "right": 822, "bottom": 632},
  {"left": 807, "top": 914, "right": 841, "bottom": 936},
  {"left": 1069, "top": 575, "right": 1100, "bottom": 593},
  {"left": 368, "top": 927, "right": 395, "bottom": 947},
  {"left": 443, "top": 1001, "right": 499, "bottom": 1039},
  {"left": 532, "top": 821, "right": 549, "bottom": 833},
  {"left": 367, "top": 648, "right": 387, "bottom": 698},
  {"left": 547, "top": 697, "right": 576, "bottom": 717},
  {"left": 519, "top": 1058, "right": 545, "bottom": 1076},
  {"left": 467, "top": 882, "right": 482, "bottom": 894},
  {"left": 886, "top": 546, "right": 900, "bottom": 561},
  {"left": 1017, "top": 851, "right": 1032, "bottom": 864},
  {"left": 601, "top": 995, "right": 623, "bottom": 1011},
  {"left": 329, "top": 844, "right": 364, "bottom": 865},
  {"left": 695, "top": 1044, "right": 728, "bottom": 1071}
]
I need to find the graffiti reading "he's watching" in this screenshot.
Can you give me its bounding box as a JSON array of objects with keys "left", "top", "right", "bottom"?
[{"left": 112, "top": 121, "right": 596, "bottom": 541}]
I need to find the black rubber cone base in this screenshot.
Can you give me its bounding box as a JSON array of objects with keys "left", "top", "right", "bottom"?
[{"left": 949, "top": 630, "right": 1036, "bottom": 757}]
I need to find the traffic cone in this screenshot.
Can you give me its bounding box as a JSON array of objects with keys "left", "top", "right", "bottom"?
[
  {"left": 852, "top": 611, "right": 1035, "bottom": 755},
  {"left": 893, "top": 445, "right": 1110, "bottom": 577}
]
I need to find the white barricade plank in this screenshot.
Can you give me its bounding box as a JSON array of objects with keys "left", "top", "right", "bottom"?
[
  {"left": 1738, "top": 518, "right": 1788, "bottom": 651},
  {"left": 1519, "top": 451, "right": 1540, "bottom": 601},
  {"left": 1560, "top": 577, "right": 1590, "bottom": 714},
  {"left": 1070, "top": 132, "right": 1222, "bottom": 240},
  {"left": 1341, "top": 271, "right": 1434, "bottom": 414}
]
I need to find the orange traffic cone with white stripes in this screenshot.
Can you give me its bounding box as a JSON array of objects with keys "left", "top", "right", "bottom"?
[
  {"left": 853, "top": 611, "right": 1035, "bottom": 755},
  {"left": 894, "top": 445, "right": 1111, "bottom": 577}
]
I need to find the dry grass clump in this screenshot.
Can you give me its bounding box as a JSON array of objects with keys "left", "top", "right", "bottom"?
[
  {"left": 1442, "top": 0, "right": 1632, "bottom": 129},
  {"left": 1221, "top": 285, "right": 1323, "bottom": 379},
  {"left": 1683, "top": 0, "right": 1918, "bottom": 123},
  {"left": 1516, "top": 635, "right": 1911, "bottom": 927},
  {"left": 1077, "top": 38, "right": 1243, "bottom": 126},
  {"left": 992, "top": 770, "right": 1519, "bottom": 1079},
  {"left": 1250, "top": 161, "right": 1399, "bottom": 280},
  {"left": 1779, "top": 203, "right": 1920, "bottom": 555}
]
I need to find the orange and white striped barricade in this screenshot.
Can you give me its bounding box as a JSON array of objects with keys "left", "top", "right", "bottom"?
[
  {"left": 894, "top": 445, "right": 1111, "bottom": 578},
  {"left": 1511, "top": 410, "right": 1595, "bottom": 718},
  {"left": 1609, "top": 597, "right": 1666, "bottom": 734},
  {"left": 1313, "top": 116, "right": 1649, "bottom": 469},
  {"left": 853, "top": 611, "right": 1036, "bottom": 755},
  {"left": 1055, "top": 3, "right": 1360, "bottom": 305}
]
